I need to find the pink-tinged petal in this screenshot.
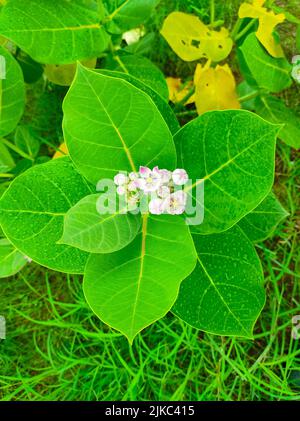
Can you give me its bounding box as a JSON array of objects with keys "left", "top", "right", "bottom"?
[
  {"left": 117, "top": 186, "right": 126, "bottom": 195},
  {"left": 139, "top": 166, "right": 151, "bottom": 178},
  {"left": 172, "top": 169, "right": 188, "bottom": 186},
  {"left": 114, "top": 173, "right": 128, "bottom": 185},
  {"left": 159, "top": 169, "right": 172, "bottom": 183},
  {"left": 173, "top": 190, "right": 187, "bottom": 205},
  {"left": 149, "top": 198, "right": 164, "bottom": 215}
]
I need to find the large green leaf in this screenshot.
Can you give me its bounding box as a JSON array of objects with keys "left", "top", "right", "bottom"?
[
  {"left": 63, "top": 65, "right": 176, "bottom": 184},
  {"left": 84, "top": 214, "right": 197, "bottom": 342},
  {"left": 60, "top": 193, "right": 141, "bottom": 253},
  {"left": 176, "top": 110, "right": 279, "bottom": 234},
  {"left": 0, "top": 238, "right": 26, "bottom": 278},
  {"left": 238, "top": 192, "right": 288, "bottom": 243},
  {"left": 96, "top": 69, "right": 179, "bottom": 134},
  {"left": 107, "top": 0, "right": 157, "bottom": 32},
  {"left": 0, "top": 0, "right": 109, "bottom": 64},
  {"left": 0, "top": 157, "right": 92, "bottom": 273},
  {"left": 0, "top": 46, "right": 25, "bottom": 137},
  {"left": 255, "top": 96, "right": 300, "bottom": 149},
  {"left": 173, "top": 225, "right": 265, "bottom": 338},
  {"left": 104, "top": 53, "right": 169, "bottom": 100},
  {"left": 238, "top": 33, "right": 292, "bottom": 93}
]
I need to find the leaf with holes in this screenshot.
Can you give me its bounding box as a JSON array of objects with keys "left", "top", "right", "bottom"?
[
  {"left": 63, "top": 64, "right": 176, "bottom": 184},
  {"left": 175, "top": 110, "right": 279, "bottom": 234},
  {"left": 84, "top": 214, "right": 197, "bottom": 342},
  {"left": 161, "top": 11, "right": 233, "bottom": 62},
  {"left": 173, "top": 225, "right": 265, "bottom": 338}
]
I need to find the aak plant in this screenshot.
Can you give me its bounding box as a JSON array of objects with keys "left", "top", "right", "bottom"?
[
  {"left": 0, "top": 0, "right": 291, "bottom": 342},
  {"left": 0, "top": 63, "right": 288, "bottom": 342}
]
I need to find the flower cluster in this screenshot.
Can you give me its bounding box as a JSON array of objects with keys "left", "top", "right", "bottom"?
[
  {"left": 114, "top": 166, "right": 188, "bottom": 215},
  {"left": 292, "top": 55, "right": 300, "bottom": 83}
]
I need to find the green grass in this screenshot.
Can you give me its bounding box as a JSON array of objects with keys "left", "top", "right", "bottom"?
[{"left": 0, "top": 0, "right": 300, "bottom": 401}]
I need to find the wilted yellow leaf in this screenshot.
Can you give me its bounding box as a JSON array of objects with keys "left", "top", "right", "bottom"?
[
  {"left": 44, "top": 58, "right": 97, "bottom": 86},
  {"left": 53, "top": 143, "right": 68, "bottom": 159},
  {"left": 166, "top": 77, "right": 195, "bottom": 104},
  {"left": 161, "top": 12, "right": 233, "bottom": 62},
  {"left": 238, "top": 0, "right": 285, "bottom": 57},
  {"left": 194, "top": 63, "right": 240, "bottom": 115}
]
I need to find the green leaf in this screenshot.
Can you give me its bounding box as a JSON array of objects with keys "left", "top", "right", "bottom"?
[
  {"left": 60, "top": 193, "right": 141, "bottom": 253},
  {"left": 124, "top": 32, "right": 155, "bottom": 56},
  {"left": 63, "top": 65, "right": 176, "bottom": 185},
  {"left": 104, "top": 53, "right": 169, "bottom": 100},
  {"left": 0, "top": 143, "right": 15, "bottom": 173},
  {"left": 255, "top": 95, "right": 300, "bottom": 149},
  {"left": 96, "top": 69, "right": 179, "bottom": 134},
  {"left": 238, "top": 192, "right": 288, "bottom": 243},
  {"left": 173, "top": 225, "right": 265, "bottom": 338},
  {"left": 84, "top": 214, "right": 197, "bottom": 342},
  {"left": 297, "top": 25, "right": 300, "bottom": 50},
  {"left": 0, "top": 238, "right": 26, "bottom": 278},
  {"left": 0, "top": 46, "right": 25, "bottom": 137},
  {"left": 0, "top": 157, "right": 92, "bottom": 273},
  {"left": 175, "top": 110, "right": 278, "bottom": 234},
  {"left": 237, "top": 81, "right": 257, "bottom": 111},
  {"left": 108, "top": 0, "right": 157, "bottom": 32},
  {"left": 14, "top": 125, "right": 40, "bottom": 159},
  {"left": 0, "top": 0, "right": 110, "bottom": 64},
  {"left": 238, "top": 33, "right": 292, "bottom": 93}
]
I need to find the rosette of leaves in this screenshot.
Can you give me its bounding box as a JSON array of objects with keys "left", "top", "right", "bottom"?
[{"left": 0, "top": 66, "right": 287, "bottom": 342}]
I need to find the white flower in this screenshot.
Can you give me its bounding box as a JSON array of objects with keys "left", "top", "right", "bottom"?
[
  {"left": 122, "top": 27, "right": 145, "bottom": 45},
  {"left": 292, "top": 64, "right": 300, "bottom": 83},
  {"left": 157, "top": 185, "right": 171, "bottom": 198},
  {"left": 116, "top": 185, "right": 126, "bottom": 195},
  {"left": 163, "top": 191, "right": 187, "bottom": 215},
  {"left": 128, "top": 181, "right": 138, "bottom": 192},
  {"left": 129, "top": 172, "right": 138, "bottom": 181},
  {"left": 114, "top": 173, "right": 128, "bottom": 186},
  {"left": 127, "top": 193, "right": 139, "bottom": 210},
  {"left": 149, "top": 197, "right": 164, "bottom": 215},
  {"left": 153, "top": 167, "right": 172, "bottom": 183},
  {"left": 172, "top": 169, "right": 188, "bottom": 186},
  {"left": 292, "top": 55, "right": 300, "bottom": 65},
  {"left": 138, "top": 166, "right": 161, "bottom": 193}
]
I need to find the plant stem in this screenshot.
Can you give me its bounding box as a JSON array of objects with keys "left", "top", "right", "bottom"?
[
  {"left": 0, "top": 138, "right": 33, "bottom": 161},
  {"left": 238, "top": 90, "right": 261, "bottom": 103},
  {"left": 230, "top": 18, "right": 242, "bottom": 39},
  {"left": 234, "top": 19, "right": 256, "bottom": 41},
  {"left": 210, "top": 0, "right": 215, "bottom": 25},
  {"left": 0, "top": 173, "right": 13, "bottom": 178},
  {"left": 174, "top": 87, "right": 195, "bottom": 111}
]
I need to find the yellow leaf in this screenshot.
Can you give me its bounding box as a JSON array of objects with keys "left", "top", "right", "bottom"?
[
  {"left": 53, "top": 143, "right": 68, "bottom": 159},
  {"left": 44, "top": 58, "right": 97, "bottom": 86},
  {"left": 238, "top": 0, "right": 285, "bottom": 58},
  {"left": 194, "top": 63, "right": 240, "bottom": 115},
  {"left": 161, "top": 12, "right": 233, "bottom": 62},
  {"left": 166, "top": 77, "right": 194, "bottom": 104}
]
